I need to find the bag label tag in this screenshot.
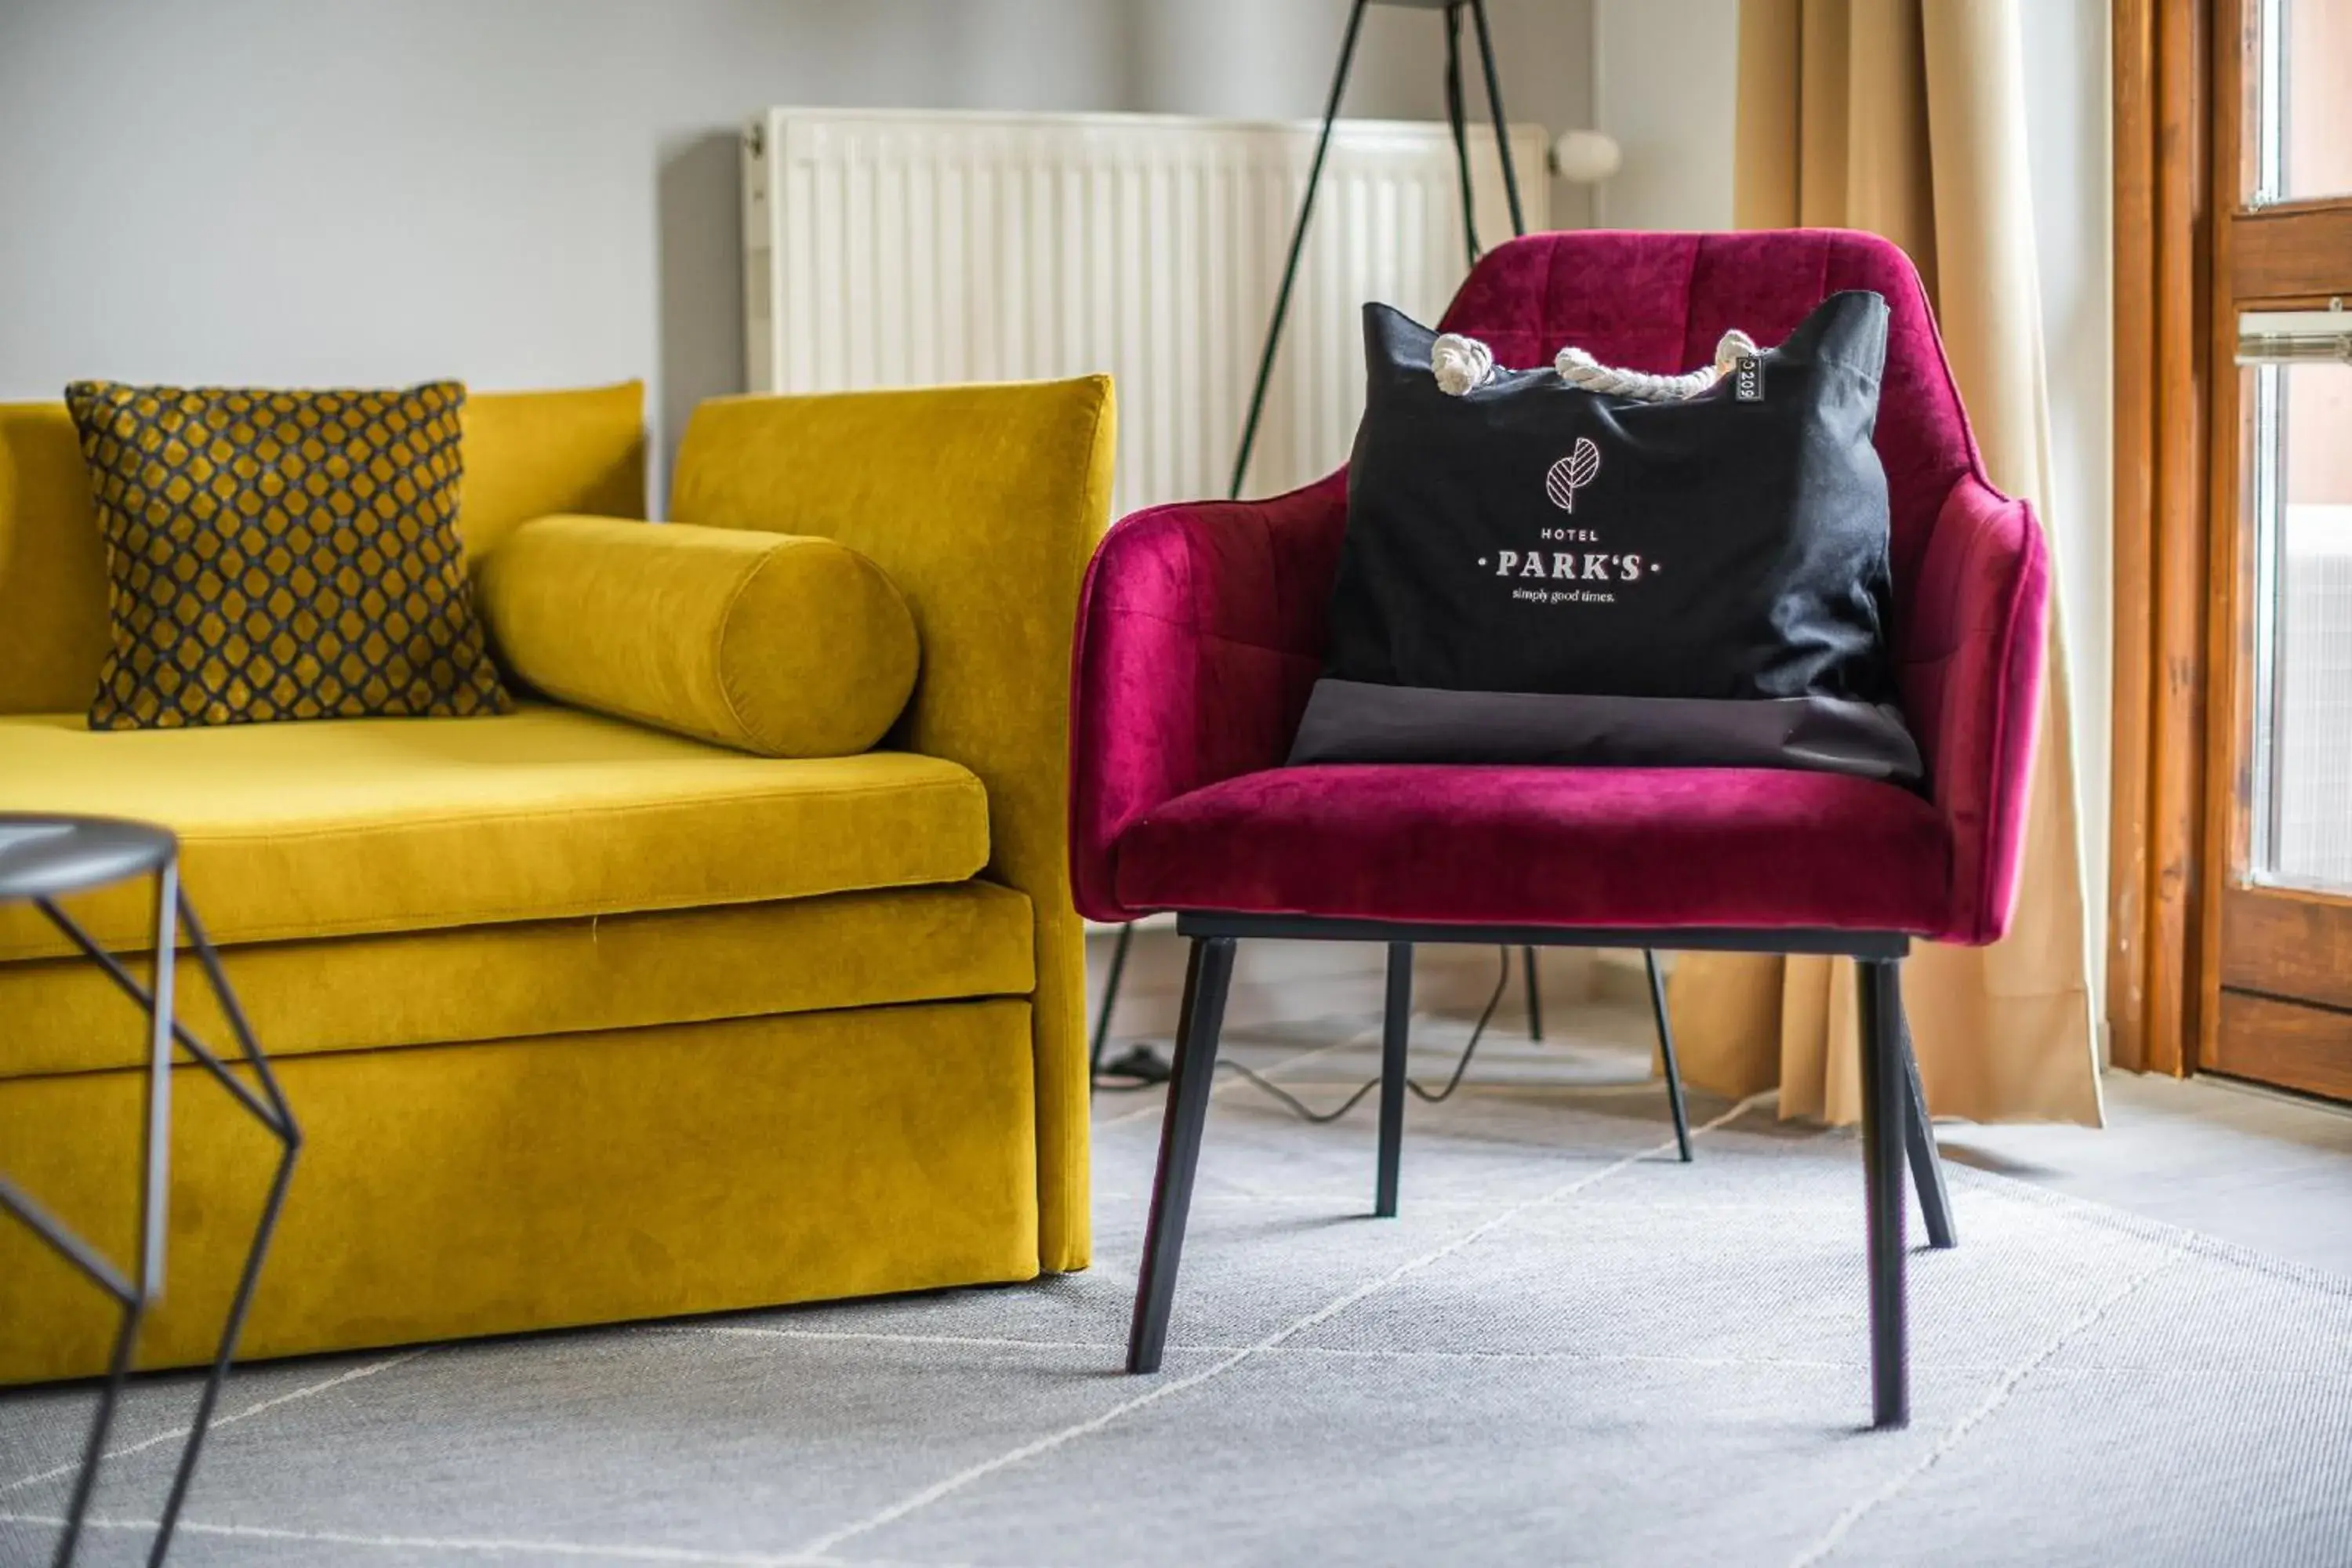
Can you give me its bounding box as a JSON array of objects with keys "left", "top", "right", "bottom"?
[{"left": 1733, "top": 354, "right": 1765, "bottom": 403}]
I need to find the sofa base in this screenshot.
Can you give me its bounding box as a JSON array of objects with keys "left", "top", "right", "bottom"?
[{"left": 0, "top": 998, "right": 1040, "bottom": 1385}]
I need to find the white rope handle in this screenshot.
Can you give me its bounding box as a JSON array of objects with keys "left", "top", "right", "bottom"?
[
  {"left": 1431, "top": 328, "right": 1761, "bottom": 401},
  {"left": 1431, "top": 333, "right": 1495, "bottom": 396}
]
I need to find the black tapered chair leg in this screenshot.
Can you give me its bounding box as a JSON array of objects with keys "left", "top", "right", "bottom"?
[
  {"left": 1898, "top": 1006, "right": 1958, "bottom": 1249},
  {"left": 1088, "top": 922, "right": 1135, "bottom": 1081},
  {"left": 1857, "top": 957, "right": 1911, "bottom": 1429},
  {"left": 1375, "top": 942, "right": 1414, "bottom": 1217},
  {"left": 1644, "top": 949, "right": 1693, "bottom": 1163},
  {"left": 1520, "top": 945, "right": 1543, "bottom": 1040},
  {"left": 1127, "top": 935, "right": 1237, "bottom": 1374}
]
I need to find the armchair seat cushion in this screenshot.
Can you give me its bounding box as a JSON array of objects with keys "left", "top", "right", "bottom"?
[{"left": 1112, "top": 763, "right": 1951, "bottom": 934}]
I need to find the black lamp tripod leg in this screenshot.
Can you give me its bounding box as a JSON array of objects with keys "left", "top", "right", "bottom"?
[
  {"left": 1443, "top": 2, "right": 1480, "bottom": 265},
  {"left": 1520, "top": 946, "right": 1543, "bottom": 1040},
  {"left": 1229, "top": 0, "right": 1370, "bottom": 499},
  {"left": 1466, "top": 0, "right": 1526, "bottom": 237},
  {"left": 1088, "top": 922, "right": 1134, "bottom": 1082}
]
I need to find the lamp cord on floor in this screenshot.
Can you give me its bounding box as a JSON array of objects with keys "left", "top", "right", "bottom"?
[{"left": 1095, "top": 948, "right": 1512, "bottom": 1123}]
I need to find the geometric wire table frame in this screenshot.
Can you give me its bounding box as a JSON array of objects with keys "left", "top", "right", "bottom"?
[{"left": 0, "top": 818, "right": 301, "bottom": 1567}]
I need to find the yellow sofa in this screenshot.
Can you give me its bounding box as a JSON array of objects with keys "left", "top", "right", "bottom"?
[{"left": 0, "top": 376, "right": 1113, "bottom": 1384}]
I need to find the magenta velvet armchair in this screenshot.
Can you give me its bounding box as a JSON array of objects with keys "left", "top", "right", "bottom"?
[{"left": 1069, "top": 230, "right": 2051, "bottom": 1429}]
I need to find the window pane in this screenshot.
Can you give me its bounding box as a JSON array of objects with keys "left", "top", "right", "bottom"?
[
  {"left": 2257, "top": 0, "right": 2352, "bottom": 203},
  {"left": 2252, "top": 362, "right": 2352, "bottom": 892}
]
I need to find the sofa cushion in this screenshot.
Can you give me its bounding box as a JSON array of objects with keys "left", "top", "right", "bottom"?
[
  {"left": 1112, "top": 763, "right": 1951, "bottom": 934},
  {"left": 66, "top": 379, "right": 514, "bottom": 730},
  {"left": 0, "top": 702, "right": 990, "bottom": 960},
  {"left": 0, "top": 883, "right": 1032, "bottom": 1080},
  {"left": 0, "top": 384, "right": 645, "bottom": 719}
]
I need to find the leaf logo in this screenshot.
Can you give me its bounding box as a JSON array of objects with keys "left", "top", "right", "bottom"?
[{"left": 1544, "top": 437, "right": 1601, "bottom": 511}]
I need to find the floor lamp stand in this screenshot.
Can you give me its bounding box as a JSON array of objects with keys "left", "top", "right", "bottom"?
[{"left": 1094, "top": 0, "right": 1546, "bottom": 1089}]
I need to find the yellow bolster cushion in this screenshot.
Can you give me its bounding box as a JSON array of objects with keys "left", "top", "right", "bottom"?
[{"left": 477, "top": 515, "right": 919, "bottom": 757}]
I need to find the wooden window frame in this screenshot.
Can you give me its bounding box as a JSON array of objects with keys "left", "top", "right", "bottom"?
[
  {"left": 2110, "top": 0, "right": 2208, "bottom": 1074},
  {"left": 2112, "top": 0, "right": 2352, "bottom": 1080}
]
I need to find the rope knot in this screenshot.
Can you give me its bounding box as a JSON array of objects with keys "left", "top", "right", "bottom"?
[{"left": 1431, "top": 333, "right": 1496, "bottom": 396}]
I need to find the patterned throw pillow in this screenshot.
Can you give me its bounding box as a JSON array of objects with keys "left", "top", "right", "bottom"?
[{"left": 64, "top": 380, "right": 511, "bottom": 729}]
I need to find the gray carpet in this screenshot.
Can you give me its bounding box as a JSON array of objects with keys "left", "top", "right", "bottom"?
[{"left": 5, "top": 1008, "right": 2350, "bottom": 1567}]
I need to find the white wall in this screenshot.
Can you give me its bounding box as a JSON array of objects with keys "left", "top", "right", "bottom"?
[
  {"left": 1591, "top": 0, "right": 1740, "bottom": 230},
  {"left": 1123, "top": 0, "right": 1595, "bottom": 230},
  {"left": 1590, "top": 0, "right": 2114, "bottom": 989},
  {"left": 0, "top": 0, "right": 1133, "bottom": 502},
  {"left": 0, "top": 0, "right": 1591, "bottom": 501}
]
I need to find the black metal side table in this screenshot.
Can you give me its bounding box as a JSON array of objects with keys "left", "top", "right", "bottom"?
[{"left": 0, "top": 815, "right": 301, "bottom": 1567}]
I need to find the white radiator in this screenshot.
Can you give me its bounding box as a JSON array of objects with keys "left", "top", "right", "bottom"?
[{"left": 741, "top": 107, "right": 1549, "bottom": 517}]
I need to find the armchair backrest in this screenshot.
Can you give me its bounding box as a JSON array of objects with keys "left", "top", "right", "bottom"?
[
  {"left": 1074, "top": 229, "right": 2047, "bottom": 943},
  {"left": 1437, "top": 228, "right": 1980, "bottom": 631},
  {"left": 1438, "top": 232, "right": 2050, "bottom": 939}
]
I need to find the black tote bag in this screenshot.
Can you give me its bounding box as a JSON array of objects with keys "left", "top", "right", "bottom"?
[{"left": 1290, "top": 290, "right": 1921, "bottom": 782}]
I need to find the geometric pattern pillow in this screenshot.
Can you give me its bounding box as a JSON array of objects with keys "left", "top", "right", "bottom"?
[{"left": 64, "top": 380, "right": 511, "bottom": 729}]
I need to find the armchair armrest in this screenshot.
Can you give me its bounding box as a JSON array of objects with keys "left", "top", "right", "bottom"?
[
  {"left": 1069, "top": 474, "right": 1349, "bottom": 922},
  {"left": 1894, "top": 472, "right": 2052, "bottom": 946}
]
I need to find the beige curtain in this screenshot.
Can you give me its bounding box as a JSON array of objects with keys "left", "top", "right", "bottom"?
[{"left": 1666, "top": 0, "right": 2103, "bottom": 1127}]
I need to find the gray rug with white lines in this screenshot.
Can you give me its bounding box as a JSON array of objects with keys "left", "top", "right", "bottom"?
[{"left": 5, "top": 1011, "right": 2350, "bottom": 1567}]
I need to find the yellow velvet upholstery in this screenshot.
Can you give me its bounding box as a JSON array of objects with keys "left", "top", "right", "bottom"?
[
  {"left": 0, "top": 383, "right": 644, "bottom": 717},
  {"left": 0, "top": 705, "right": 989, "bottom": 961},
  {"left": 672, "top": 376, "right": 1114, "bottom": 1273},
  {"left": 0, "top": 883, "right": 1033, "bottom": 1080},
  {"left": 452, "top": 383, "right": 647, "bottom": 557},
  {"left": 0, "top": 401, "right": 114, "bottom": 713},
  {"left": 0, "top": 376, "right": 1109, "bottom": 1384},
  {"left": 0, "top": 1000, "right": 1040, "bottom": 1384},
  {"left": 480, "top": 514, "right": 918, "bottom": 757}
]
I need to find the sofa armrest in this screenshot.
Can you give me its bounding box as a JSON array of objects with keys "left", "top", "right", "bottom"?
[
  {"left": 1069, "top": 474, "right": 1351, "bottom": 923},
  {"left": 1894, "top": 472, "right": 2052, "bottom": 946},
  {"left": 667, "top": 377, "right": 1115, "bottom": 1274}
]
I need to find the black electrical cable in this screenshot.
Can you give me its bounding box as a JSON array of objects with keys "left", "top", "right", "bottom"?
[
  {"left": 1091, "top": 946, "right": 1515, "bottom": 1116},
  {"left": 1217, "top": 946, "right": 1512, "bottom": 1123}
]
